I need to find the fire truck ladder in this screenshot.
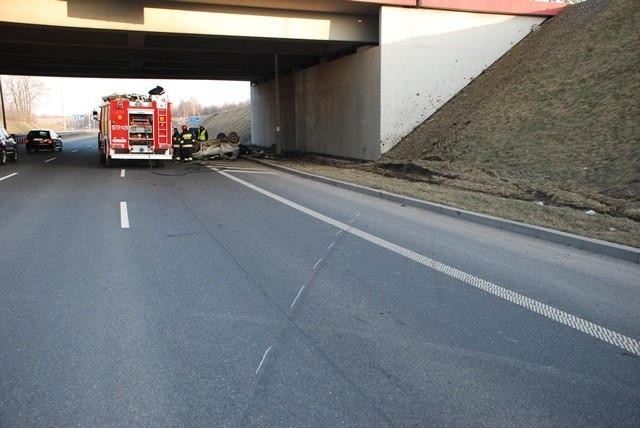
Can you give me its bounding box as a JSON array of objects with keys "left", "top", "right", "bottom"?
[{"left": 157, "top": 106, "right": 168, "bottom": 142}]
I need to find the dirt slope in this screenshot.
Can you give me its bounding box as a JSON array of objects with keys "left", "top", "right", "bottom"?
[
  {"left": 199, "top": 105, "right": 251, "bottom": 145},
  {"left": 382, "top": 0, "right": 639, "bottom": 220}
]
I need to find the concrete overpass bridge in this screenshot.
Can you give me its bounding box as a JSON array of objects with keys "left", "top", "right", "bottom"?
[{"left": 0, "top": 0, "right": 565, "bottom": 159}]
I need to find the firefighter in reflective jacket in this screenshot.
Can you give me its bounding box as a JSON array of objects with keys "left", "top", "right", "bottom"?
[
  {"left": 180, "top": 125, "right": 194, "bottom": 162},
  {"left": 172, "top": 127, "right": 181, "bottom": 162}
]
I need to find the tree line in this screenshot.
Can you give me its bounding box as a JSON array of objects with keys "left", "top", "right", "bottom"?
[
  {"left": 1, "top": 75, "right": 47, "bottom": 123},
  {"left": 0, "top": 75, "right": 249, "bottom": 126},
  {"left": 173, "top": 97, "right": 251, "bottom": 119}
]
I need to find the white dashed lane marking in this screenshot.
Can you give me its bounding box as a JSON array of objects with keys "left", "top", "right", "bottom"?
[
  {"left": 0, "top": 173, "right": 18, "bottom": 182},
  {"left": 120, "top": 201, "right": 130, "bottom": 229},
  {"left": 255, "top": 346, "right": 272, "bottom": 374},
  {"left": 216, "top": 169, "right": 640, "bottom": 357}
]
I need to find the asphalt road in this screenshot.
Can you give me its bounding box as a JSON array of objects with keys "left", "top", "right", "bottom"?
[{"left": 1, "top": 135, "right": 639, "bottom": 426}]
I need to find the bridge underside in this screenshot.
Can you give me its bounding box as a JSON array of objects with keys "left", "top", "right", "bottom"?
[
  {"left": 0, "top": 0, "right": 563, "bottom": 82},
  {"left": 0, "top": 22, "right": 372, "bottom": 81},
  {"left": 0, "top": 0, "right": 386, "bottom": 81}
]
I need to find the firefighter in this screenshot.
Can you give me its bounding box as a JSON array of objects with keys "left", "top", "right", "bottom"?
[
  {"left": 172, "top": 127, "right": 181, "bottom": 162},
  {"left": 180, "top": 125, "right": 194, "bottom": 162}
]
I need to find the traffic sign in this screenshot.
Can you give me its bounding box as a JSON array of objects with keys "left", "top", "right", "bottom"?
[
  {"left": 188, "top": 116, "right": 200, "bottom": 123},
  {"left": 72, "top": 115, "right": 84, "bottom": 120}
]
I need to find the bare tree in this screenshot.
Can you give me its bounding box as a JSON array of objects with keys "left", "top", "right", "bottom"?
[
  {"left": 175, "top": 97, "right": 202, "bottom": 118},
  {"left": 4, "top": 75, "right": 48, "bottom": 122}
]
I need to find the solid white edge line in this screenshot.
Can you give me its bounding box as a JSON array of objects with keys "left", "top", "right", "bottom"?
[
  {"left": 216, "top": 169, "right": 640, "bottom": 357},
  {"left": 0, "top": 172, "right": 18, "bottom": 182},
  {"left": 121, "top": 169, "right": 126, "bottom": 178},
  {"left": 120, "top": 201, "right": 130, "bottom": 228}
]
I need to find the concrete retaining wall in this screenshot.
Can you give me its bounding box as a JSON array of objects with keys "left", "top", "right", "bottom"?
[
  {"left": 251, "top": 46, "right": 381, "bottom": 160},
  {"left": 379, "top": 6, "right": 545, "bottom": 153}
]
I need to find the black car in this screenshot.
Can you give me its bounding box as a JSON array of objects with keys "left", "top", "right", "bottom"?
[
  {"left": 25, "top": 129, "right": 63, "bottom": 152},
  {"left": 0, "top": 126, "right": 18, "bottom": 165}
]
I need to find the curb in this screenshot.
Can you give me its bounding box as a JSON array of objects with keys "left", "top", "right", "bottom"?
[{"left": 252, "top": 159, "right": 640, "bottom": 265}]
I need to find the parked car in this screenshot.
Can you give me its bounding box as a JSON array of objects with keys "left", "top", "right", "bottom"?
[
  {"left": 25, "top": 129, "right": 63, "bottom": 152},
  {"left": 0, "top": 126, "right": 18, "bottom": 165}
]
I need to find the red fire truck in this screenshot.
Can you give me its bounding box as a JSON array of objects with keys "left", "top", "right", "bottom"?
[{"left": 92, "top": 91, "right": 172, "bottom": 167}]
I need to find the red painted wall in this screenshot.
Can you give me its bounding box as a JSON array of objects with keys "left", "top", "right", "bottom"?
[{"left": 348, "top": 0, "right": 567, "bottom": 16}]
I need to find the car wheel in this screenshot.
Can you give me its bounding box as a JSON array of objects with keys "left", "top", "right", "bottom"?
[
  {"left": 10, "top": 148, "right": 18, "bottom": 162},
  {"left": 0, "top": 149, "right": 5, "bottom": 165}
]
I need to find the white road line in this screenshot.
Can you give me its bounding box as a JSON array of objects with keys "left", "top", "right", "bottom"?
[
  {"left": 291, "top": 285, "right": 306, "bottom": 307},
  {"left": 313, "top": 259, "right": 322, "bottom": 270},
  {"left": 71, "top": 149, "right": 78, "bottom": 153},
  {"left": 120, "top": 201, "right": 130, "bottom": 228},
  {"left": 216, "top": 169, "right": 640, "bottom": 357},
  {"left": 0, "top": 172, "right": 18, "bottom": 182},
  {"left": 255, "top": 346, "right": 272, "bottom": 374},
  {"left": 121, "top": 169, "right": 126, "bottom": 178},
  {"left": 86, "top": 145, "right": 92, "bottom": 148},
  {"left": 327, "top": 242, "right": 335, "bottom": 251},
  {"left": 44, "top": 157, "right": 56, "bottom": 163}
]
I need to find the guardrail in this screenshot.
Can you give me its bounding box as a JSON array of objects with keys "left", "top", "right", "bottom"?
[{"left": 12, "top": 130, "right": 95, "bottom": 144}]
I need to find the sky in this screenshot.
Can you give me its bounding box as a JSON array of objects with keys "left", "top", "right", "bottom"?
[{"left": 32, "top": 76, "right": 251, "bottom": 117}]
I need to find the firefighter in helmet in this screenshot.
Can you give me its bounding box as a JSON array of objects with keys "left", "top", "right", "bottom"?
[
  {"left": 180, "top": 125, "right": 194, "bottom": 162},
  {"left": 172, "top": 127, "right": 181, "bottom": 162}
]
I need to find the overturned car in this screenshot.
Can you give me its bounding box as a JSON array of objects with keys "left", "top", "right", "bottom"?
[{"left": 192, "top": 131, "right": 240, "bottom": 160}]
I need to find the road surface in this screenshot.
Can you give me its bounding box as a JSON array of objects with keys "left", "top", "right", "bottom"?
[{"left": 0, "top": 135, "right": 638, "bottom": 426}]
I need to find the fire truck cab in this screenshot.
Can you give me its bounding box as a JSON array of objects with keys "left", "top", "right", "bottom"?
[{"left": 93, "top": 91, "right": 172, "bottom": 167}]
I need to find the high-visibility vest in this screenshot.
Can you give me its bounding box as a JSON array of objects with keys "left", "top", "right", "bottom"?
[{"left": 198, "top": 129, "right": 208, "bottom": 141}]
